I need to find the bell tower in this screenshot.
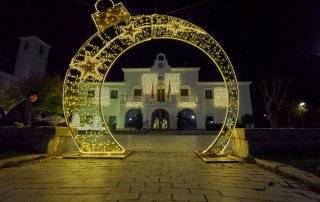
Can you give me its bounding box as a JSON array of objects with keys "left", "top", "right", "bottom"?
[
  {"left": 151, "top": 53, "right": 171, "bottom": 72},
  {"left": 14, "top": 36, "right": 51, "bottom": 78}
]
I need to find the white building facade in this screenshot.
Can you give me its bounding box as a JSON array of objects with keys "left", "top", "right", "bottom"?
[
  {"left": 0, "top": 36, "right": 50, "bottom": 84},
  {"left": 85, "top": 53, "right": 253, "bottom": 130}
]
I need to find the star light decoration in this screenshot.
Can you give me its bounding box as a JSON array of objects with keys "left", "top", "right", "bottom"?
[
  {"left": 63, "top": 1, "right": 240, "bottom": 157},
  {"left": 169, "top": 20, "right": 183, "bottom": 35},
  {"left": 120, "top": 22, "right": 140, "bottom": 41},
  {"left": 71, "top": 53, "right": 102, "bottom": 81}
]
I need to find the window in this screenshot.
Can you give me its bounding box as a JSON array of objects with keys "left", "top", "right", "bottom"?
[
  {"left": 158, "top": 55, "right": 164, "bottom": 60},
  {"left": 87, "top": 90, "right": 95, "bottom": 99},
  {"left": 134, "top": 89, "right": 142, "bottom": 97},
  {"left": 205, "top": 90, "right": 213, "bottom": 99},
  {"left": 180, "top": 89, "right": 189, "bottom": 97},
  {"left": 24, "top": 42, "right": 29, "bottom": 50},
  {"left": 110, "top": 90, "right": 118, "bottom": 99},
  {"left": 39, "top": 45, "right": 44, "bottom": 55}
]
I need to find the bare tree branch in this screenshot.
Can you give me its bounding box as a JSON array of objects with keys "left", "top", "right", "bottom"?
[{"left": 257, "top": 75, "right": 291, "bottom": 128}]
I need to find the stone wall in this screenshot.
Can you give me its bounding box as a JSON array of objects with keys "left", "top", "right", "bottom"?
[
  {"left": 0, "top": 127, "right": 76, "bottom": 155},
  {"left": 232, "top": 128, "right": 320, "bottom": 158},
  {"left": 2, "top": 127, "right": 319, "bottom": 158}
]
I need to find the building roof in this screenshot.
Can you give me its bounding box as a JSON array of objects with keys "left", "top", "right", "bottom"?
[
  {"left": 0, "top": 70, "right": 14, "bottom": 83},
  {"left": 19, "top": 36, "right": 52, "bottom": 48},
  {"left": 196, "top": 81, "right": 252, "bottom": 85},
  {"left": 122, "top": 67, "right": 200, "bottom": 72}
]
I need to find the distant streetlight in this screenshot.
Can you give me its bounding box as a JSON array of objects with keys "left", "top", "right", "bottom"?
[
  {"left": 297, "top": 101, "right": 307, "bottom": 127},
  {"left": 191, "top": 115, "right": 195, "bottom": 119},
  {"left": 299, "top": 102, "right": 306, "bottom": 108},
  {"left": 263, "top": 114, "right": 270, "bottom": 120}
]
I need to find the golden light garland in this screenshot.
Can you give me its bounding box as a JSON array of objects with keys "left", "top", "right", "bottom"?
[
  {"left": 63, "top": 2, "right": 240, "bottom": 156},
  {"left": 165, "top": 73, "right": 180, "bottom": 95},
  {"left": 214, "top": 87, "right": 229, "bottom": 108}
]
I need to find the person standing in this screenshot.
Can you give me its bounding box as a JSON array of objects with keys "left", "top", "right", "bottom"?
[{"left": 0, "top": 91, "right": 38, "bottom": 127}]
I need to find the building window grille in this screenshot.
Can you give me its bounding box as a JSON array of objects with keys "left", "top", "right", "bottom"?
[
  {"left": 134, "top": 89, "right": 142, "bottom": 97},
  {"left": 180, "top": 89, "right": 189, "bottom": 97},
  {"left": 205, "top": 90, "right": 213, "bottom": 99},
  {"left": 110, "top": 90, "right": 118, "bottom": 99}
]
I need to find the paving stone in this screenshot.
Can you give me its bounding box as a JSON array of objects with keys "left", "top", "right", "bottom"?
[
  {"left": 190, "top": 188, "right": 221, "bottom": 196},
  {"left": 206, "top": 195, "right": 241, "bottom": 202},
  {"left": 282, "top": 196, "right": 319, "bottom": 202},
  {"left": 218, "top": 187, "right": 290, "bottom": 201},
  {"left": 130, "top": 186, "right": 160, "bottom": 194},
  {"left": 173, "top": 193, "right": 206, "bottom": 201},
  {"left": 173, "top": 182, "right": 199, "bottom": 189},
  {"left": 160, "top": 187, "right": 190, "bottom": 194},
  {"left": 140, "top": 193, "right": 172, "bottom": 200},
  {"left": 3, "top": 194, "right": 80, "bottom": 202},
  {"left": 145, "top": 182, "right": 171, "bottom": 188},
  {"left": 0, "top": 135, "right": 320, "bottom": 201},
  {"left": 105, "top": 192, "right": 140, "bottom": 200},
  {"left": 238, "top": 199, "right": 272, "bottom": 202},
  {"left": 75, "top": 194, "right": 109, "bottom": 201},
  {"left": 0, "top": 185, "right": 15, "bottom": 195},
  {"left": 118, "top": 182, "right": 145, "bottom": 188},
  {"left": 118, "top": 200, "right": 152, "bottom": 202}
]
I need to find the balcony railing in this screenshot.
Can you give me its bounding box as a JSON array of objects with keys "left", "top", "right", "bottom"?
[
  {"left": 122, "top": 95, "right": 197, "bottom": 104},
  {"left": 125, "top": 96, "right": 144, "bottom": 102},
  {"left": 176, "top": 95, "right": 197, "bottom": 102}
]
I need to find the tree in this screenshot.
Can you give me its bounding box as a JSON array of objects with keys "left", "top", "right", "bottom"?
[
  {"left": 258, "top": 76, "right": 291, "bottom": 128},
  {"left": 0, "top": 82, "right": 20, "bottom": 111},
  {"left": 0, "top": 75, "right": 63, "bottom": 117},
  {"left": 17, "top": 75, "right": 64, "bottom": 116}
]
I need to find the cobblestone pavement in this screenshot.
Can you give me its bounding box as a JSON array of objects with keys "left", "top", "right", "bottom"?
[
  {"left": 1, "top": 135, "right": 320, "bottom": 202},
  {"left": 115, "top": 135, "right": 214, "bottom": 152}
]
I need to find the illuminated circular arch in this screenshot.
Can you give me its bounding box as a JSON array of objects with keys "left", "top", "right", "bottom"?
[{"left": 63, "top": 3, "right": 239, "bottom": 156}]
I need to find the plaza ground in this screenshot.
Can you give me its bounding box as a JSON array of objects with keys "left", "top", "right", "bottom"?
[{"left": 1, "top": 135, "right": 320, "bottom": 201}]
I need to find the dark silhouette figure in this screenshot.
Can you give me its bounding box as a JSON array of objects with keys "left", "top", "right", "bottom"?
[{"left": 0, "top": 91, "right": 38, "bottom": 127}]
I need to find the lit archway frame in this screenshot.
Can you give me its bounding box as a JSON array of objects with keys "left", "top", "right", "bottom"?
[{"left": 63, "top": 2, "right": 239, "bottom": 156}]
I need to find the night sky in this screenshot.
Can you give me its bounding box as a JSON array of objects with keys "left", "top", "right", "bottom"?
[{"left": 1, "top": 0, "right": 320, "bottom": 121}]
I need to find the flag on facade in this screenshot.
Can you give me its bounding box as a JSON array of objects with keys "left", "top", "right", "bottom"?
[
  {"left": 167, "top": 80, "right": 171, "bottom": 100},
  {"left": 151, "top": 82, "right": 154, "bottom": 99}
]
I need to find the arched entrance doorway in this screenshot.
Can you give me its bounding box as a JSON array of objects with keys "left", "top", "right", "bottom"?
[
  {"left": 177, "top": 109, "right": 197, "bottom": 130},
  {"left": 125, "top": 109, "right": 143, "bottom": 129},
  {"left": 151, "top": 108, "right": 170, "bottom": 130}
]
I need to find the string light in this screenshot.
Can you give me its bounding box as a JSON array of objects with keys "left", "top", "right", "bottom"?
[
  {"left": 165, "top": 73, "right": 180, "bottom": 94},
  {"left": 214, "top": 87, "right": 228, "bottom": 107},
  {"left": 63, "top": 2, "right": 239, "bottom": 156},
  {"left": 141, "top": 73, "right": 158, "bottom": 95},
  {"left": 177, "top": 102, "right": 197, "bottom": 109}
]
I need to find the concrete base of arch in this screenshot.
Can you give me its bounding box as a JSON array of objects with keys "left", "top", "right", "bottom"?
[
  {"left": 196, "top": 151, "right": 243, "bottom": 163},
  {"left": 63, "top": 150, "right": 133, "bottom": 159}
]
